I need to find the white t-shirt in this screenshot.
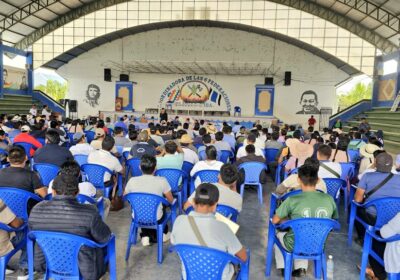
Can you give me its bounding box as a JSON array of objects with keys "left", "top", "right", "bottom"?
[
  {"left": 87, "top": 149, "right": 123, "bottom": 181},
  {"left": 243, "top": 138, "right": 265, "bottom": 151},
  {"left": 29, "top": 108, "right": 37, "bottom": 116},
  {"left": 125, "top": 174, "right": 171, "bottom": 219},
  {"left": 171, "top": 212, "right": 243, "bottom": 280},
  {"left": 69, "top": 143, "right": 94, "bottom": 156},
  {"left": 182, "top": 147, "right": 199, "bottom": 165},
  {"left": 190, "top": 160, "right": 224, "bottom": 187},
  {"left": 41, "top": 109, "right": 51, "bottom": 119},
  {"left": 188, "top": 183, "right": 243, "bottom": 212},
  {"left": 318, "top": 161, "right": 342, "bottom": 179},
  {"left": 236, "top": 146, "right": 265, "bottom": 159}
]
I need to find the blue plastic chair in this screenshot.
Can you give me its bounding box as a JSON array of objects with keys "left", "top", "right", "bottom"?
[
  {"left": 116, "top": 145, "right": 123, "bottom": 155},
  {"left": 37, "top": 138, "right": 46, "bottom": 146},
  {"left": 323, "top": 178, "right": 346, "bottom": 210},
  {"left": 194, "top": 143, "right": 203, "bottom": 150},
  {"left": 275, "top": 160, "right": 288, "bottom": 184},
  {"left": 190, "top": 170, "right": 220, "bottom": 195},
  {"left": 360, "top": 227, "right": 400, "bottom": 280},
  {"left": 66, "top": 132, "right": 74, "bottom": 146},
  {"left": 265, "top": 148, "right": 279, "bottom": 164},
  {"left": 76, "top": 194, "right": 105, "bottom": 220},
  {"left": 125, "top": 158, "right": 142, "bottom": 178},
  {"left": 182, "top": 161, "right": 194, "bottom": 177},
  {"left": 74, "top": 154, "right": 88, "bottom": 166},
  {"left": 27, "top": 231, "right": 116, "bottom": 280},
  {"left": 265, "top": 218, "right": 340, "bottom": 280},
  {"left": 170, "top": 244, "right": 250, "bottom": 280},
  {"left": 108, "top": 128, "right": 114, "bottom": 136},
  {"left": 339, "top": 162, "right": 356, "bottom": 181},
  {"left": 81, "top": 164, "right": 122, "bottom": 197},
  {"left": 124, "top": 193, "right": 177, "bottom": 263},
  {"left": 198, "top": 150, "right": 206, "bottom": 161},
  {"left": 269, "top": 190, "right": 302, "bottom": 219},
  {"left": 84, "top": 130, "right": 95, "bottom": 144},
  {"left": 347, "top": 149, "right": 360, "bottom": 162},
  {"left": 33, "top": 163, "right": 60, "bottom": 186},
  {"left": 238, "top": 162, "right": 268, "bottom": 204},
  {"left": 0, "top": 149, "right": 8, "bottom": 169},
  {"left": 185, "top": 204, "right": 239, "bottom": 222},
  {"left": 122, "top": 151, "right": 130, "bottom": 161},
  {"left": 348, "top": 197, "right": 400, "bottom": 246},
  {"left": 155, "top": 168, "right": 188, "bottom": 213},
  {"left": 219, "top": 150, "right": 233, "bottom": 163},
  {"left": 0, "top": 187, "right": 42, "bottom": 220}
]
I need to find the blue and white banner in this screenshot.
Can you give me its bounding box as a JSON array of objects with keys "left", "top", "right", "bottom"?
[
  {"left": 115, "top": 81, "right": 133, "bottom": 111},
  {"left": 255, "top": 85, "right": 274, "bottom": 116}
]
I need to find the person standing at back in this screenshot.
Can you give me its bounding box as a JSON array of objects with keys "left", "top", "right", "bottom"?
[{"left": 272, "top": 163, "right": 338, "bottom": 277}]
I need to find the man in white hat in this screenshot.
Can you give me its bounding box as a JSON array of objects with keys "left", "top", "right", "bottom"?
[
  {"left": 359, "top": 143, "right": 381, "bottom": 174},
  {"left": 179, "top": 134, "right": 199, "bottom": 164},
  {"left": 13, "top": 125, "right": 42, "bottom": 157}
]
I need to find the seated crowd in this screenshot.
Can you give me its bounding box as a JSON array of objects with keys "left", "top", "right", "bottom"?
[{"left": 0, "top": 112, "right": 399, "bottom": 280}]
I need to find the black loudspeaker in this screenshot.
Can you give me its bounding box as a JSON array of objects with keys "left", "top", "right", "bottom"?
[
  {"left": 265, "top": 77, "right": 274, "bottom": 85},
  {"left": 69, "top": 100, "right": 77, "bottom": 112},
  {"left": 104, "top": 68, "right": 111, "bottom": 82},
  {"left": 284, "top": 71, "right": 291, "bottom": 86},
  {"left": 120, "top": 74, "right": 129, "bottom": 81}
]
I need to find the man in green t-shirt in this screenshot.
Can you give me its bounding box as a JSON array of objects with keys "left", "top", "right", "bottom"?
[{"left": 272, "top": 162, "right": 338, "bottom": 277}]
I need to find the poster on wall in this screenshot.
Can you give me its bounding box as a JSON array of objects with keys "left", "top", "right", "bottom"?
[
  {"left": 115, "top": 81, "right": 133, "bottom": 111},
  {"left": 84, "top": 84, "right": 101, "bottom": 108},
  {"left": 159, "top": 76, "right": 231, "bottom": 112},
  {"left": 296, "top": 90, "right": 320, "bottom": 114},
  {"left": 3, "top": 65, "right": 28, "bottom": 90},
  {"left": 115, "top": 97, "right": 123, "bottom": 111},
  {"left": 254, "top": 85, "right": 274, "bottom": 116}
]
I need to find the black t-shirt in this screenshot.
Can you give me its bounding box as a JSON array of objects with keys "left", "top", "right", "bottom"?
[
  {"left": 160, "top": 112, "right": 168, "bottom": 122},
  {"left": 0, "top": 167, "right": 42, "bottom": 193}
]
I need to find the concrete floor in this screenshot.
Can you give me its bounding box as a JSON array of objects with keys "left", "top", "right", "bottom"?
[{"left": 7, "top": 178, "right": 364, "bottom": 280}]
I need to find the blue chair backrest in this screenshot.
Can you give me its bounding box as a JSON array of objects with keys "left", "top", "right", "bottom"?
[
  {"left": 216, "top": 204, "right": 239, "bottom": 221},
  {"left": 275, "top": 160, "right": 288, "bottom": 184},
  {"left": 33, "top": 163, "right": 60, "bottom": 186},
  {"left": 155, "top": 169, "right": 185, "bottom": 192},
  {"left": 37, "top": 138, "right": 46, "bottom": 146},
  {"left": 74, "top": 154, "right": 88, "bottom": 166},
  {"left": 28, "top": 231, "right": 105, "bottom": 279},
  {"left": 347, "top": 149, "right": 360, "bottom": 162},
  {"left": 323, "top": 178, "right": 345, "bottom": 201},
  {"left": 284, "top": 218, "right": 340, "bottom": 256},
  {"left": 339, "top": 162, "right": 355, "bottom": 181},
  {"left": 81, "top": 164, "right": 112, "bottom": 188},
  {"left": 170, "top": 244, "right": 243, "bottom": 280},
  {"left": 66, "top": 132, "right": 74, "bottom": 144},
  {"left": 124, "top": 192, "right": 169, "bottom": 225},
  {"left": 126, "top": 158, "right": 142, "bottom": 177},
  {"left": 238, "top": 162, "right": 267, "bottom": 183},
  {"left": 84, "top": 131, "right": 95, "bottom": 143},
  {"left": 108, "top": 128, "right": 114, "bottom": 136},
  {"left": 365, "top": 198, "right": 400, "bottom": 228},
  {"left": 193, "top": 170, "right": 219, "bottom": 184},
  {"left": 269, "top": 190, "right": 302, "bottom": 218},
  {"left": 14, "top": 142, "right": 34, "bottom": 159},
  {"left": 265, "top": 148, "right": 279, "bottom": 163},
  {"left": 219, "top": 150, "right": 232, "bottom": 163},
  {"left": 0, "top": 187, "right": 42, "bottom": 220},
  {"left": 198, "top": 150, "right": 206, "bottom": 161},
  {"left": 182, "top": 161, "right": 194, "bottom": 177},
  {"left": 194, "top": 143, "right": 204, "bottom": 150},
  {"left": 116, "top": 146, "right": 123, "bottom": 154}
]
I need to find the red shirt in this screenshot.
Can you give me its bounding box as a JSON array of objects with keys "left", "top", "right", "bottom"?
[
  {"left": 308, "top": 117, "right": 316, "bottom": 126},
  {"left": 14, "top": 133, "right": 43, "bottom": 156}
]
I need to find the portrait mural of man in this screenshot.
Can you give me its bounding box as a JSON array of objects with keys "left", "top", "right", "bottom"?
[
  {"left": 296, "top": 90, "right": 320, "bottom": 114},
  {"left": 84, "top": 84, "right": 101, "bottom": 107}
]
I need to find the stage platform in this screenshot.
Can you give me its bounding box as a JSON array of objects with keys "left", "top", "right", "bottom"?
[{"left": 99, "top": 110, "right": 279, "bottom": 128}]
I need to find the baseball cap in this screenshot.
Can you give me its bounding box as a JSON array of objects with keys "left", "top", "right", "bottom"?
[
  {"left": 95, "top": 128, "right": 105, "bottom": 138},
  {"left": 21, "top": 125, "right": 31, "bottom": 132},
  {"left": 73, "top": 132, "right": 84, "bottom": 142},
  {"left": 193, "top": 183, "right": 219, "bottom": 206},
  {"left": 375, "top": 153, "right": 393, "bottom": 173}
]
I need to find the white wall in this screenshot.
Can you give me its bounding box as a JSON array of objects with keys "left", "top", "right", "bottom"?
[{"left": 58, "top": 26, "right": 348, "bottom": 125}]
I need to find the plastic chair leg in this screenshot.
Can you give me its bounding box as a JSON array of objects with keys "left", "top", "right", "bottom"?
[
  {"left": 283, "top": 254, "right": 293, "bottom": 280},
  {"left": 359, "top": 234, "right": 373, "bottom": 280},
  {"left": 314, "top": 259, "right": 322, "bottom": 279},
  {"left": 27, "top": 238, "right": 34, "bottom": 280},
  {"left": 321, "top": 254, "right": 327, "bottom": 280},
  {"left": 157, "top": 225, "right": 164, "bottom": 264},
  {"left": 258, "top": 183, "right": 263, "bottom": 205},
  {"left": 264, "top": 224, "right": 275, "bottom": 277},
  {"left": 107, "top": 237, "right": 117, "bottom": 280},
  {"left": 239, "top": 184, "right": 244, "bottom": 198},
  {"left": 347, "top": 206, "right": 356, "bottom": 246},
  {"left": 0, "top": 257, "right": 6, "bottom": 280},
  {"left": 125, "top": 223, "right": 136, "bottom": 261}
]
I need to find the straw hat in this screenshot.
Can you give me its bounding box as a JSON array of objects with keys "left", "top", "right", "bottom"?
[
  {"left": 360, "top": 144, "right": 380, "bottom": 159},
  {"left": 206, "top": 123, "right": 217, "bottom": 134},
  {"left": 180, "top": 134, "right": 193, "bottom": 144},
  {"left": 285, "top": 138, "right": 300, "bottom": 152},
  {"left": 291, "top": 142, "right": 314, "bottom": 159}
]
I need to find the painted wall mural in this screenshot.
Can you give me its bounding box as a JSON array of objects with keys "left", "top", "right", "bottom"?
[
  {"left": 159, "top": 75, "right": 231, "bottom": 111},
  {"left": 3, "top": 66, "right": 27, "bottom": 90},
  {"left": 84, "top": 84, "right": 101, "bottom": 107},
  {"left": 296, "top": 90, "right": 320, "bottom": 114}
]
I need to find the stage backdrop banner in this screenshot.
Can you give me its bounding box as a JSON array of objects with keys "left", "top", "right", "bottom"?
[
  {"left": 115, "top": 81, "right": 133, "bottom": 111},
  {"left": 254, "top": 84, "right": 274, "bottom": 116}
]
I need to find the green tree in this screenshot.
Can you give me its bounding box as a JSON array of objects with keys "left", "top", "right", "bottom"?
[
  {"left": 35, "top": 80, "right": 68, "bottom": 101},
  {"left": 338, "top": 82, "right": 372, "bottom": 109}
]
